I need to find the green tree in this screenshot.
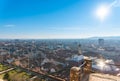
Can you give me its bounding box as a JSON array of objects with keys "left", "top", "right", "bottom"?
[{"left": 3, "top": 73, "right": 10, "bottom": 81}]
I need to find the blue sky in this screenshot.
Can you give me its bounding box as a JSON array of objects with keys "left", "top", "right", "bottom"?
[{"left": 0, "top": 0, "right": 120, "bottom": 39}]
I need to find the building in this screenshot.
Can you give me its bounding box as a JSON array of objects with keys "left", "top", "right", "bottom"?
[{"left": 98, "top": 39, "right": 104, "bottom": 47}]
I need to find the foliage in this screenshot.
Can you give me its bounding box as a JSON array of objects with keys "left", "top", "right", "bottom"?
[{"left": 3, "top": 73, "right": 10, "bottom": 81}]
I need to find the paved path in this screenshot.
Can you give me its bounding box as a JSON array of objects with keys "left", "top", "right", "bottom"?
[
  {"left": 0, "top": 79, "right": 3, "bottom": 81},
  {"left": 29, "top": 76, "right": 37, "bottom": 81},
  {"left": 0, "top": 68, "right": 14, "bottom": 74}
]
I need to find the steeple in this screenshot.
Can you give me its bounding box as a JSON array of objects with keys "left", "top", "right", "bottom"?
[{"left": 78, "top": 44, "right": 82, "bottom": 55}]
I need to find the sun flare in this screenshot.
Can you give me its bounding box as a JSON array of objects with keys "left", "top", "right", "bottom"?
[{"left": 96, "top": 5, "right": 109, "bottom": 21}]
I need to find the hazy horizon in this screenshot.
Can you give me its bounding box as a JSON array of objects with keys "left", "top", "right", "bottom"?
[{"left": 0, "top": 36, "right": 120, "bottom": 40}]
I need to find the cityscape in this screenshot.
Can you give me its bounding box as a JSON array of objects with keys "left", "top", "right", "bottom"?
[
  {"left": 0, "top": 38, "right": 120, "bottom": 81},
  {"left": 0, "top": 0, "right": 120, "bottom": 81}
]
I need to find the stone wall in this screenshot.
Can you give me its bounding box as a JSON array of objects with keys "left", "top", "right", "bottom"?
[{"left": 89, "top": 73, "right": 120, "bottom": 81}]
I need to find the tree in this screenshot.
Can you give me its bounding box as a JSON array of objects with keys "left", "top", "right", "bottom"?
[{"left": 3, "top": 73, "right": 10, "bottom": 81}]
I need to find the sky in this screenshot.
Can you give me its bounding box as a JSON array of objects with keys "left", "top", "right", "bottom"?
[{"left": 0, "top": 0, "right": 120, "bottom": 39}]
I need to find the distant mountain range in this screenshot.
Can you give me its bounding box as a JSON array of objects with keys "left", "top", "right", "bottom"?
[
  {"left": 1, "top": 36, "right": 120, "bottom": 40},
  {"left": 89, "top": 36, "right": 120, "bottom": 40}
]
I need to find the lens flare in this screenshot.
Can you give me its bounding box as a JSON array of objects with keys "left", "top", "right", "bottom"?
[{"left": 98, "top": 61, "right": 105, "bottom": 68}]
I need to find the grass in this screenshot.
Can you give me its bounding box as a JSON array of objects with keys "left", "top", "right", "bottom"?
[
  {"left": 0, "top": 64, "right": 32, "bottom": 81},
  {"left": 0, "top": 64, "right": 8, "bottom": 80},
  {"left": 0, "top": 74, "right": 5, "bottom": 79},
  {"left": 0, "top": 64, "right": 9, "bottom": 71},
  {"left": 8, "top": 69, "right": 31, "bottom": 81}
]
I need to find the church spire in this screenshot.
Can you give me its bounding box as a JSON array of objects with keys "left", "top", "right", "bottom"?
[{"left": 78, "top": 44, "right": 82, "bottom": 55}]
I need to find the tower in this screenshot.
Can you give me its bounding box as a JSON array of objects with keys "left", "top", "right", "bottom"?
[
  {"left": 78, "top": 44, "right": 82, "bottom": 55},
  {"left": 98, "top": 39, "right": 104, "bottom": 47},
  {"left": 70, "top": 67, "right": 81, "bottom": 81}
]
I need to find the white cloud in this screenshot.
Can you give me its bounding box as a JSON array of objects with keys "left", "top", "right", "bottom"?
[
  {"left": 4, "top": 24, "right": 16, "bottom": 27},
  {"left": 50, "top": 26, "right": 88, "bottom": 31}
]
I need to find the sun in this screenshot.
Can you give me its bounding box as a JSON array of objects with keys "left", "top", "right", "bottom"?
[{"left": 96, "top": 5, "right": 109, "bottom": 21}]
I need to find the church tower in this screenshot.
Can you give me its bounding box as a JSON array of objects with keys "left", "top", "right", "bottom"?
[{"left": 78, "top": 44, "right": 82, "bottom": 55}]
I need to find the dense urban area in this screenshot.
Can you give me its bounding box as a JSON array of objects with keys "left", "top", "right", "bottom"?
[{"left": 0, "top": 38, "right": 120, "bottom": 81}]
